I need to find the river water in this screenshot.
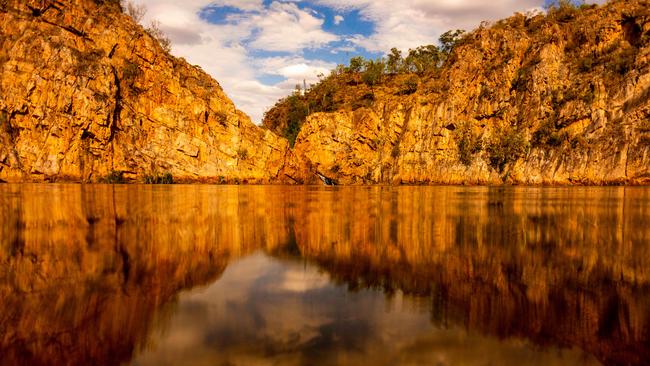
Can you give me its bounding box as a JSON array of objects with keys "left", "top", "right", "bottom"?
[{"left": 0, "top": 185, "right": 648, "bottom": 365}]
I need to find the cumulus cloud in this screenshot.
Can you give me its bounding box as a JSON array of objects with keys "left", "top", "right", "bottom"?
[
  {"left": 334, "top": 14, "right": 344, "bottom": 25},
  {"left": 313, "top": 0, "right": 543, "bottom": 52},
  {"left": 248, "top": 2, "right": 338, "bottom": 52},
  {"left": 129, "top": 0, "right": 338, "bottom": 122}
]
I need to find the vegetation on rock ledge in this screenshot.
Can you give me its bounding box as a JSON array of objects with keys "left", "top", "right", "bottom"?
[{"left": 262, "top": 0, "right": 649, "bottom": 184}]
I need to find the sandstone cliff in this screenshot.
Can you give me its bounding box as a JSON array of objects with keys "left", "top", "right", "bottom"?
[
  {"left": 265, "top": 0, "right": 650, "bottom": 185},
  {"left": 0, "top": 0, "right": 295, "bottom": 183}
]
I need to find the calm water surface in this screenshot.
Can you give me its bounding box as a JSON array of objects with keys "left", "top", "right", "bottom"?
[{"left": 0, "top": 185, "right": 649, "bottom": 366}]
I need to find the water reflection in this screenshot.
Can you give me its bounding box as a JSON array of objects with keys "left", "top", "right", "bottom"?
[{"left": 0, "top": 185, "right": 648, "bottom": 365}]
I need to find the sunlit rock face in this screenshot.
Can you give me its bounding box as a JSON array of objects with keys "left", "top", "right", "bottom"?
[
  {"left": 0, "top": 0, "right": 297, "bottom": 183},
  {"left": 286, "top": 0, "right": 650, "bottom": 185},
  {"left": 0, "top": 186, "right": 648, "bottom": 365}
]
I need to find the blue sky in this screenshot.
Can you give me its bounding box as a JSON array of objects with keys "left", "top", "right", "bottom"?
[{"left": 131, "top": 0, "right": 605, "bottom": 123}]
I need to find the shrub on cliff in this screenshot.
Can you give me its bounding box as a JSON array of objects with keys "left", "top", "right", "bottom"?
[
  {"left": 120, "top": 0, "right": 145, "bottom": 22},
  {"left": 144, "top": 172, "right": 173, "bottom": 184},
  {"left": 400, "top": 76, "right": 419, "bottom": 95},
  {"left": 532, "top": 122, "right": 567, "bottom": 147},
  {"left": 146, "top": 20, "right": 172, "bottom": 53},
  {"left": 283, "top": 93, "right": 308, "bottom": 147},
  {"left": 456, "top": 122, "right": 483, "bottom": 166},
  {"left": 362, "top": 59, "right": 385, "bottom": 88},
  {"left": 102, "top": 170, "right": 125, "bottom": 184},
  {"left": 120, "top": 1, "right": 172, "bottom": 53},
  {"left": 486, "top": 128, "right": 529, "bottom": 173}
]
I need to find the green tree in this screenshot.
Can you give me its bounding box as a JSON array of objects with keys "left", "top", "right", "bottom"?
[
  {"left": 361, "top": 58, "right": 385, "bottom": 89},
  {"left": 386, "top": 48, "right": 403, "bottom": 74},
  {"left": 486, "top": 127, "right": 529, "bottom": 173},
  {"left": 439, "top": 29, "right": 466, "bottom": 54},
  {"left": 405, "top": 45, "right": 441, "bottom": 73},
  {"left": 281, "top": 87, "right": 309, "bottom": 147},
  {"left": 348, "top": 56, "right": 365, "bottom": 73}
]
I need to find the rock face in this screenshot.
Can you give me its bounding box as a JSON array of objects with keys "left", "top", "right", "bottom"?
[
  {"left": 269, "top": 0, "right": 650, "bottom": 185},
  {"left": 2, "top": 0, "right": 649, "bottom": 185},
  {"left": 0, "top": 0, "right": 295, "bottom": 183}
]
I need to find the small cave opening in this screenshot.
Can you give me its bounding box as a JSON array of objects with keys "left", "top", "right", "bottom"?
[{"left": 621, "top": 15, "right": 642, "bottom": 47}]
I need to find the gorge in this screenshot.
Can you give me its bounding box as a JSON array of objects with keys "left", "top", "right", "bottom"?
[{"left": 0, "top": 0, "right": 649, "bottom": 184}]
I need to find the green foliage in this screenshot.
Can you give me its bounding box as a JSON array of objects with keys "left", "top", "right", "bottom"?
[
  {"left": 361, "top": 58, "right": 385, "bottom": 87},
  {"left": 144, "top": 172, "right": 173, "bottom": 184},
  {"left": 404, "top": 45, "right": 442, "bottom": 74},
  {"left": 577, "top": 43, "right": 637, "bottom": 78},
  {"left": 486, "top": 128, "right": 529, "bottom": 173},
  {"left": 283, "top": 92, "right": 309, "bottom": 147},
  {"left": 103, "top": 170, "right": 125, "bottom": 184},
  {"left": 74, "top": 49, "right": 104, "bottom": 76},
  {"left": 456, "top": 122, "right": 483, "bottom": 166},
  {"left": 348, "top": 56, "right": 365, "bottom": 73},
  {"left": 386, "top": 48, "right": 403, "bottom": 74},
  {"left": 262, "top": 26, "right": 468, "bottom": 149},
  {"left": 439, "top": 29, "right": 466, "bottom": 54},
  {"left": 400, "top": 76, "right": 419, "bottom": 95},
  {"left": 546, "top": 0, "right": 581, "bottom": 22}
]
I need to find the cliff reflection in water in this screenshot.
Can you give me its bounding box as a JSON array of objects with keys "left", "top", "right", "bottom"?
[{"left": 0, "top": 185, "right": 648, "bottom": 365}]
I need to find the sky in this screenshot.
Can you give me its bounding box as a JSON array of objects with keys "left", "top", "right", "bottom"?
[{"left": 129, "top": 0, "right": 605, "bottom": 123}]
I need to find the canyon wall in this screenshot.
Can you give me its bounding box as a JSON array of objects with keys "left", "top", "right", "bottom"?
[
  {"left": 0, "top": 0, "right": 297, "bottom": 183},
  {"left": 269, "top": 0, "right": 650, "bottom": 185},
  {"left": 1, "top": 0, "right": 649, "bottom": 185}
]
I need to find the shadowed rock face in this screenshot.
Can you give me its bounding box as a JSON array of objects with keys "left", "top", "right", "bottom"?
[
  {"left": 0, "top": 0, "right": 299, "bottom": 183},
  {"left": 265, "top": 0, "right": 650, "bottom": 185},
  {"left": 1, "top": 185, "right": 649, "bottom": 365}
]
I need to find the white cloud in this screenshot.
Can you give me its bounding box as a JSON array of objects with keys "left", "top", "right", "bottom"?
[
  {"left": 209, "top": 0, "right": 264, "bottom": 12},
  {"left": 129, "top": 0, "right": 338, "bottom": 123},
  {"left": 247, "top": 2, "right": 338, "bottom": 52},
  {"left": 334, "top": 14, "right": 344, "bottom": 25},
  {"left": 313, "top": 0, "right": 545, "bottom": 52}
]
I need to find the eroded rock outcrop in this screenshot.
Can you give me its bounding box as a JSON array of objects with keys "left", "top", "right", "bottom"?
[
  {"left": 267, "top": 0, "right": 650, "bottom": 185},
  {"left": 0, "top": 0, "right": 296, "bottom": 183}
]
